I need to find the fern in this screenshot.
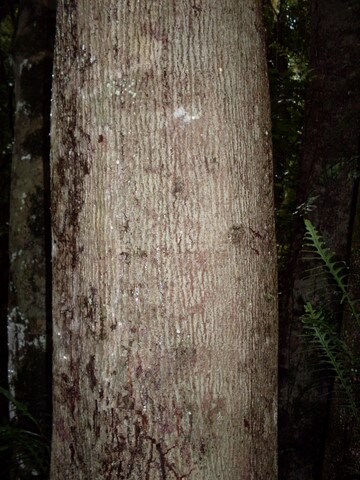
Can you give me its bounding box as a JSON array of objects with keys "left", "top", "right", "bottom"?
[
  {"left": 0, "top": 387, "right": 50, "bottom": 478},
  {"left": 302, "top": 303, "right": 359, "bottom": 421},
  {"left": 301, "top": 220, "right": 360, "bottom": 426},
  {"left": 303, "top": 219, "right": 359, "bottom": 327}
]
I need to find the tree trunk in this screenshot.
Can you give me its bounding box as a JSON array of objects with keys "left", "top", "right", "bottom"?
[
  {"left": 321, "top": 183, "right": 360, "bottom": 479},
  {"left": 50, "top": 1, "right": 277, "bottom": 478},
  {"left": 0, "top": 4, "right": 17, "bottom": 477},
  {"left": 279, "top": 1, "right": 360, "bottom": 478},
  {"left": 7, "top": 0, "right": 55, "bottom": 428}
]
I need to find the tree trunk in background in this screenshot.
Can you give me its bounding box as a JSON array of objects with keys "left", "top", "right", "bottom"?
[
  {"left": 7, "top": 0, "right": 55, "bottom": 428},
  {"left": 50, "top": 1, "right": 277, "bottom": 478},
  {"left": 0, "top": 3, "right": 17, "bottom": 478},
  {"left": 322, "top": 182, "right": 360, "bottom": 479},
  {"left": 279, "top": 1, "right": 360, "bottom": 479}
]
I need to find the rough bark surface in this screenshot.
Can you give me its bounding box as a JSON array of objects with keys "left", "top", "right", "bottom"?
[
  {"left": 7, "top": 0, "right": 55, "bottom": 426},
  {"left": 51, "top": 1, "right": 277, "bottom": 478},
  {"left": 279, "top": 1, "right": 360, "bottom": 479}
]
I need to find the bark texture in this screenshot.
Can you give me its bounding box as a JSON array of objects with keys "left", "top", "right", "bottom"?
[
  {"left": 7, "top": 0, "right": 55, "bottom": 426},
  {"left": 0, "top": 0, "right": 15, "bottom": 424},
  {"left": 279, "top": 1, "right": 360, "bottom": 478},
  {"left": 51, "top": 1, "right": 277, "bottom": 478}
]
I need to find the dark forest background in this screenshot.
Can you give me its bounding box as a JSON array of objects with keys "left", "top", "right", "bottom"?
[{"left": 0, "top": 0, "right": 359, "bottom": 478}]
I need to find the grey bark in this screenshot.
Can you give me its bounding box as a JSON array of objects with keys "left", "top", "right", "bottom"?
[{"left": 50, "top": 1, "right": 278, "bottom": 478}]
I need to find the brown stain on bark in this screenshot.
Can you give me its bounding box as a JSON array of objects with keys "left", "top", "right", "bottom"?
[
  {"left": 229, "top": 224, "right": 245, "bottom": 245},
  {"left": 86, "top": 355, "right": 97, "bottom": 391}
]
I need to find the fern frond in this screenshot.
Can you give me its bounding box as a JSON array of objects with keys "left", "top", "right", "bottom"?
[
  {"left": 303, "top": 219, "right": 360, "bottom": 327},
  {"left": 302, "top": 302, "right": 359, "bottom": 423},
  {"left": 0, "top": 388, "right": 50, "bottom": 477}
]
